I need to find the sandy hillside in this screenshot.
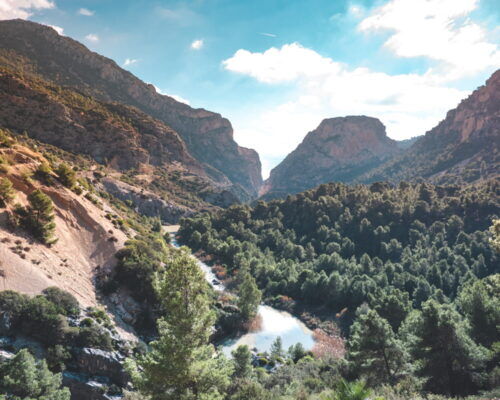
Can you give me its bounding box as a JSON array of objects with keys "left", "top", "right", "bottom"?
[{"left": 0, "top": 145, "right": 128, "bottom": 308}]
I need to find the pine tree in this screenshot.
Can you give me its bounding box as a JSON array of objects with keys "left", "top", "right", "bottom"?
[
  {"left": 55, "top": 163, "right": 76, "bottom": 188},
  {"left": 0, "top": 177, "right": 14, "bottom": 207},
  {"left": 0, "top": 348, "right": 70, "bottom": 399},
  {"left": 270, "top": 336, "right": 284, "bottom": 360},
  {"left": 348, "top": 309, "right": 408, "bottom": 385},
  {"left": 237, "top": 270, "right": 261, "bottom": 321},
  {"left": 23, "top": 189, "right": 56, "bottom": 244},
  {"left": 412, "top": 300, "right": 489, "bottom": 396},
  {"left": 232, "top": 345, "right": 253, "bottom": 379},
  {"left": 128, "top": 249, "right": 232, "bottom": 399}
]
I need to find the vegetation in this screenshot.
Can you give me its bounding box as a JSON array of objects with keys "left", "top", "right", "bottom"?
[
  {"left": 0, "top": 349, "right": 70, "bottom": 400},
  {"left": 55, "top": 163, "right": 76, "bottom": 189},
  {"left": 0, "top": 177, "right": 15, "bottom": 207},
  {"left": 127, "top": 248, "right": 232, "bottom": 400},
  {"left": 17, "top": 189, "right": 56, "bottom": 244},
  {"left": 179, "top": 180, "right": 499, "bottom": 397}
]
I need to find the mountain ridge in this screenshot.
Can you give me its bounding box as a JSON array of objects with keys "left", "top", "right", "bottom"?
[{"left": 0, "top": 19, "right": 262, "bottom": 199}]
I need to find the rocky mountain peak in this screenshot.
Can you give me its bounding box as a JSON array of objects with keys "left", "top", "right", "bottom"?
[
  {"left": 0, "top": 19, "right": 262, "bottom": 199},
  {"left": 261, "top": 115, "right": 400, "bottom": 198}
]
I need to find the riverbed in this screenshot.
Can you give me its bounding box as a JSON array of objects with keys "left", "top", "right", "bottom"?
[{"left": 169, "top": 229, "right": 316, "bottom": 355}]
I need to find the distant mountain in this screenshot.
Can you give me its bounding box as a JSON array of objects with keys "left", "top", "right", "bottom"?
[
  {"left": 0, "top": 19, "right": 262, "bottom": 199},
  {"left": 261, "top": 116, "right": 400, "bottom": 199},
  {"left": 396, "top": 136, "right": 420, "bottom": 150},
  {"left": 361, "top": 70, "right": 500, "bottom": 185}
]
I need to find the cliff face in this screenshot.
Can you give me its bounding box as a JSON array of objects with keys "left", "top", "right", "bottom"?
[
  {"left": 0, "top": 19, "right": 262, "bottom": 198},
  {"left": 262, "top": 116, "right": 400, "bottom": 198},
  {"left": 362, "top": 69, "right": 500, "bottom": 184}
]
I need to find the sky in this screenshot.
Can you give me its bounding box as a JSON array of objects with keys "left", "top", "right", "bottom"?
[{"left": 1, "top": 0, "right": 499, "bottom": 178}]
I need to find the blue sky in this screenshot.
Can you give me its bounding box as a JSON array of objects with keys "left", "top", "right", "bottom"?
[{"left": 2, "top": 0, "right": 499, "bottom": 177}]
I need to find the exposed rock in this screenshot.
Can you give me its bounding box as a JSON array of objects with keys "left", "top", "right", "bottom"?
[
  {"left": 0, "top": 19, "right": 262, "bottom": 199},
  {"left": 362, "top": 69, "right": 500, "bottom": 184},
  {"left": 262, "top": 116, "right": 400, "bottom": 198},
  {"left": 63, "top": 372, "right": 121, "bottom": 400},
  {"left": 99, "top": 177, "right": 192, "bottom": 223},
  {"left": 75, "top": 347, "right": 129, "bottom": 386}
]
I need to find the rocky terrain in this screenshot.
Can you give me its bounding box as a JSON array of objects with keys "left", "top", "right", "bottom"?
[
  {"left": 261, "top": 116, "right": 400, "bottom": 198},
  {"left": 360, "top": 69, "right": 500, "bottom": 184},
  {"left": 0, "top": 19, "right": 262, "bottom": 199}
]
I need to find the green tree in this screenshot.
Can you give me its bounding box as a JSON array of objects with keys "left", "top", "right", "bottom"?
[
  {"left": 22, "top": 190, "right": 56, "bottom": 244},
  {"left": 270, "top": 336, "right": 284, "bottom": 360},
  {"left": 55, "top": 163, "right": 76, "bottom": 189},
  {"left": 35, "top": 162, "right": 54, "bottom": 185},
  {"left": 490, "top": 219, "right": 500, "bottom": 253},
  {"left": 458, "top": 275, "right": 500, "bottom": 347},
  {"left": 128, "top": 249, "right": 232, "bottom": 399},
  {"left": 348, "top": 309, "right": 408, "bottom": 385},
  {"left": 320, "top": 380, "right": 372, "bottom": 400},
  {"left": 237, "top": 270, "right": 261, "bottom": 321},
  {"left": 232, "top": 345, "right": 252, "bottom": 379},
  {"left": 411, "top": 300, "right": 489, "bottom": 396},
  {"left": 0, "top": 348, "right": 70, "bottom": 400},
  {"left": 0, "top": 177, "right": 14, "bottom": 207}
]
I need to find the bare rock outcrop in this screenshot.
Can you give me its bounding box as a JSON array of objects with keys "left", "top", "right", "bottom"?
[{"left": 262, "top": 116, "right": 400, "bottom": 198}]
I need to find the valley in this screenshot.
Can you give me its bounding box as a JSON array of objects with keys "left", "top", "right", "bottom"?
[{"left": 0, "top": 16, "right": 498, "bottom": 400}]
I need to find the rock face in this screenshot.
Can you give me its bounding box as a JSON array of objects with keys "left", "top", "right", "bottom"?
[
  {"left": 262, "top": 116, "right": 400, "bottom": 198},
  {"left": 76, "top": 348, "right": 129, "bottom": 386},
  {"left": 363, "top": 70, "right": 500, "bottom": 184},
  {"left": 0, "top": 19, "right": 262, "bottom": 198},
  {"left": 0, "top": 72, "right": 201, "bottom": 173}
]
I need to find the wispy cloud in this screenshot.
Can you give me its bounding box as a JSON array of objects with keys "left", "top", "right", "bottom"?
[
  {"left": 78, "top": 8, "right": 94, "bottom": 16},
  {"left": 153, "top": 85, "right": 190, "bottom": 105},
  {"left": 260, "top": 32, "right": 277, "bottom": 37},
  {"left": 85, "top": 33, "right": 99, "bottom": 43},
  {"left": 190, "top": 39, "right": 204, "bottom": 50},
  {"left": 123, "top": 58, "right": 139, "bottom": 67},
  {"left": 0, "top": 0, "right": 55, "bottom": 20},
  {"left": 49, "top": 24, "right": 64, "bottom": 35}
]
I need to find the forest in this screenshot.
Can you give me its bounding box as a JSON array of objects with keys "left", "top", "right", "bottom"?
[{"left": 178, "top": 180, "right": 500, "bottom": 398}]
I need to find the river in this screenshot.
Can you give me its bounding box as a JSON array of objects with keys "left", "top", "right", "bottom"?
[{"left": 169, "top": 230, "right": 316, "bottom": 355}]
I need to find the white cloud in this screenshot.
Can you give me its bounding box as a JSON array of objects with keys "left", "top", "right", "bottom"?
[
  {"left": 359, "top": 0, "right": 500, "bottom": 80},
  {"left": 153, "top": 85, "right": 190, "bottom": 105},
  {"left": 48, "top": 24, "right": 63, "bottom": 35},
  {"left": 224, "top": 42, "right": 470, "bottom": 178},
  {"left": 224, "top": 0, "right": 500, "bottom": 177},
  {"left": 85, "top": 33, "right": 99, "bottom": 43},
  {"left": 123, "top": 58, "right": 138, "bottom": 67},
  {"left": 78, "top": 7, "right": 94, "bottom": 16},
  {"left": 0, "top": 0, "right": 55, "bottom": 20},
  {"left": 190, "top": 39, "right": 204, "bottom": 50}
]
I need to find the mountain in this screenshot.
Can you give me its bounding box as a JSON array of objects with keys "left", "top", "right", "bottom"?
[
  {"left": 361, "top": 70, "right": 500, "bottom": 184},
  {"left": 261, "top": 116, "right": 400, "bottom": 198},
  {"left": 0, "top": 19, "right": 262, "bottom": 199}
]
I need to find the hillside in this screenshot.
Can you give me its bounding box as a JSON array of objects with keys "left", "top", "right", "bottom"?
[
  {"left": 0, "top": 19, "right": 262, "bottom": 199},
  {"left": 361, "top": 69, "right": 500, "bottom": 184},
  {"left": 261, "top": 116, "right": 400, "bottom": 198},
  {"left": 0, "top": 64, "right": 242, "bottom": 217}
]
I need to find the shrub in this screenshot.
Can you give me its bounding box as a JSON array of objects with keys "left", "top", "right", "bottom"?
[
  {"left": 0, "top": 177, "right": 15, "bottom": 207},
  {"left": 18, "top": 189, "right": 56, "bottom": 244},
  {"left": 42, "top": 286, "right": 80, "bottom": 317},
  {"left": 55, "top": 163, "right": 76, "bottom": 188},
  {"left": 34, "top": 162, "right": 54, "bottom": 185}
]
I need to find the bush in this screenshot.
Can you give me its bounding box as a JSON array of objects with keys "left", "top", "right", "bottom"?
[
  {"left": 42, "top": 286, "right": 80, "bottom": 317},
  {"left": 55, "top": 163, "right": 76, "bottom": 188},
  {"left": 34, "top": 162, "right": 54, "bottom": 185},
  {"left": 76, "top": 325, "right": 113, "bottom": 350},
  {"left": 18, "top": 189, "right": 56, "bottom": 244},
  {"left": 0, "top": 177, "right": 15, "bottom": 207}
]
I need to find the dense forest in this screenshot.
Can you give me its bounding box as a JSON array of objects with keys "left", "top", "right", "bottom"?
[{"left": 178, "top": 180, "right": 500, "bottom": 398}]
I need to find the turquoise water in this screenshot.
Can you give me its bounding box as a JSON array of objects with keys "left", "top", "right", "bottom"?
[{"left": 170, "top": 233, "right": 315, "bottom": 355}]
